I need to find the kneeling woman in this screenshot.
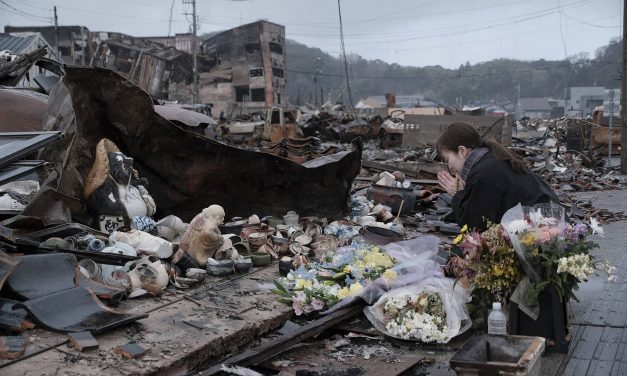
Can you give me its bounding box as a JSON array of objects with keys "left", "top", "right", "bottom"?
[{"left": 436, "top": 122, "right": 559, "bottom": 231}]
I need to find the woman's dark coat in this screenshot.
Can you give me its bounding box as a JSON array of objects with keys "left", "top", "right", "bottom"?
[{"left": 451, "top": 152, "right": 559, "bottom": 231}]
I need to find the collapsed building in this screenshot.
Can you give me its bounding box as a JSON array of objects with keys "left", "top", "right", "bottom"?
[
  {"left": 0, "top": 32, "right": 61, "bottom": 90},
  {"left": 90, "top": 32, "right": 192, "bottom": 102},
  {"left": 196, "top": 20, "right": 287, "bottom": 116}
]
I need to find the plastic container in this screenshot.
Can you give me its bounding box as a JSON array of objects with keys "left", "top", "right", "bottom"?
[{"left": 488, "top": 302, "right": 507, "bottom": 335}]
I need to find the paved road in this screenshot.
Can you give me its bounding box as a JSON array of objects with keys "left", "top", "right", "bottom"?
[{"left": 558, "top": 189, "right": 627, "bottom": 376}]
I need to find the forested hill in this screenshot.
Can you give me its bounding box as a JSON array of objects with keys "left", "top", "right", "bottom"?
[{"left": 285, "top": 37, "right": 622, "bottom": 107}]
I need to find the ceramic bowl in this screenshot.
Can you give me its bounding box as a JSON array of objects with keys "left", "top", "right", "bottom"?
[
  {"left": 234, "top": 259, "right": 253, "bottom": 273},
  {"left": 295, "top": 233, "right": 312, "bottom": 246},
  {"left": 250, "top": 252, "right": 272, "bottom": 267},
  {"left": 219, "top": 222, "right": 244, "bottom": 235},
  {"left": 278, "top": 256, "right": 293, "bottom": 276},
  {"left": 247, "top": 232, "right": 267, "bottom": 250},
  {"left": 232, "top": 242, "right": 251, "bottom": 255},
  {"left": 206, "top": 259, "right": 234, "bottom": 276},
  {"left": 264, "top": 216, "right": 284, "bottom": 228}
]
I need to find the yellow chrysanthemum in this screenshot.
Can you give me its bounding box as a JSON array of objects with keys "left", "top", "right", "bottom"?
[
  {"left": 336, "top": 287, "right": 350, "bottom": 300},
  {"left": 348, "top": 282, "right": 363, "bottom": 296},
  {"left": 363, "top": 251, "right": 394, "bottom": 268},
  {"left": 382, "top": 269, "right": 397, "bottom": 280},
  {"left": 343, "top": 265, "right": 351, "bottom": 273},
  {"left": 295, "top": 279, "right": 312, "bottom": 290},
  {"left": 520, "top": 232, "right": 537, "bottom": 246}
]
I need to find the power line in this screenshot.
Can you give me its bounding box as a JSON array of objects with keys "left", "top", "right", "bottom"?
[
  {"left": 284, "top": 0, "right": 594, "bottom": 44},
  {"left": 0, "top": 0, "right": 50, "bottom": 22}
]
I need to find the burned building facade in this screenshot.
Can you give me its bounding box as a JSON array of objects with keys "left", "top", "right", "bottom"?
[
  {"left": 91, "top": 32, "right": 192, "bottom": 101},
  {"left": 197, "top": 20, "right": 286, "bottom": 115},
  {"left": 137, "top": 33, "right": 193, "bottom": 54}
]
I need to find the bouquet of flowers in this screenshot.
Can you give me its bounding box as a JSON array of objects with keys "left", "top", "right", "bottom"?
[
  {"left": 364, "top": 277, "right": 471, "bottom": 343},
  {"left": 445, "top": 222, "right": 522, "bottom": 319},
  {"left": 272, "top": 236, "right": 443, "bottom": 316},
  {"left": 272, "top": 244, "right": 399, "bottom": 315},
  {"left": 383, "top": 291, "right": 448, "bottom": 342},
  {"left": 501, "top": 203, "right": 613, "bottom": 307}
]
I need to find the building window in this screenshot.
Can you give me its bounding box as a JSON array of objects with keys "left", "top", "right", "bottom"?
[
  {"left": 235, "top": 86, "right": 250, "bottom": 102},
  {"left": 272, "top": 67, "right": 284, "bottom": 78},
  {"left": 245, "top": 43, "right": 260, "bottom": 53},
  {"left": 586, "top": 99, "right": 603, "bottom": 108},
  {"left": 249, "top": 68, "right": 263, "bottom": 78},
  {"left": 277, "top": 93, "right": 281, "bottom": 105},
  {"left": 251, "top": 88, "right": 265, "bottom": 102},
  {"left": 269, "top": 42, "right": 283, "bottom": 55}
]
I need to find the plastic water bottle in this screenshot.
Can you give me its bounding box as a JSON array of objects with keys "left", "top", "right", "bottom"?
[{"left": 488, "top": 302, "right": 507, "bottom": 335}]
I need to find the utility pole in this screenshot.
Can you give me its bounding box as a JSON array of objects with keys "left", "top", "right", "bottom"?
[
  {"left": 621, "top": 0, "right": 627, "bottom": 174},
  {"left": 458, "top": 68, "right": 463, "bottom": 109},
  {"left": 183, "top": 0, "right": 199, "bottom": 104},
  {"left": 54, "top": 6, "right": 59, "bottom": 58},
  {"left": 192, "top": 0, "right": 198, "bottom": 104},
  {"left": 80, "top": 26, "right": 85, "bottom": 65},
  {"left": 313, "top": 57, "right": 322, "bottom": 108},
  {"left": 608, "top": 89, "right": 615, "bottom": 166},
  {"left": 515, "top": 83, "right": 521, "bottom": 120}
]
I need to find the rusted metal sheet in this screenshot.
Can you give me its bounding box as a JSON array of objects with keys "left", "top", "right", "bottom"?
[
  {"left": 9, "top": 66, "right": 361, "bottom": 227},
  {"left": 15, "top": 286, "right": 148, "bottom": 334},
  {"left": 6, "top": 253, "right": 77, "bottom": 300},
  {"left": 154, "top": 105, "right": 217, "bottom": 127},
  {"left": 591, "top": 126, "right": 621, "bottom": 148},
  {"left": 0, "top": 89, "right": 48, "bottom": 132}
]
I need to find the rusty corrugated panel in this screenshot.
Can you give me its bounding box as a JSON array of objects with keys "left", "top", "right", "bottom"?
[{"left": 0, "top": 89, "right": 48, "bottom": 132}]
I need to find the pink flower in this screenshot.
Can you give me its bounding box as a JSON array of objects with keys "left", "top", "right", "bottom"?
[
  {"left": 460, "top": 232, "right": 482, "bottom": 260},
  {"left": 311, "top": 298, "right": 325, "bottom": 310},
  {"left": 292, "top": 301, "right": 304, "bottom": 315},
  {"left": 303, "top": 305, "right": 314, "bottom": 314},
  {"left": 292, "top": 291, "right": 307, "bottom": 316},
  {"left": 538, "top": 226, "right": 560, "bottom": 243}
]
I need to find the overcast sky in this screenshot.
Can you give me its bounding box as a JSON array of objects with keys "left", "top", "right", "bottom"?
[{"left": 0, "top": 0, "right": 622, "bottom": 68}]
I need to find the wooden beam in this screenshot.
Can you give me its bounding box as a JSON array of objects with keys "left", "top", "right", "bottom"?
[{"left": 198, "top": 302, "right": 366, "bottom": 375}]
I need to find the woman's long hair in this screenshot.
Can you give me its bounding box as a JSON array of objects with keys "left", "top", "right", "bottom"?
[{"left": 436, "top": 122, "right": 529, "bottom": 174}]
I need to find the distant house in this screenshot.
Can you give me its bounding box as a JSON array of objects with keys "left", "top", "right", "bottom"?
[
  {"left": 547, "top": 98, "right": 566, "bottom": 118},
  {"left": 0, "top": 32, "right": 61, "bottom": 88},
  {"left": 362, "top": 94, "right": 423, "bottom": 108},
  {"left": 566, "top": 87, "right": 605, "bottom": 117},
  {"left": 5, "top": 25, "right": 92, "bottom": 65},
  {"left": 518, "top": 97, "right": 551, "bottom": 119}
]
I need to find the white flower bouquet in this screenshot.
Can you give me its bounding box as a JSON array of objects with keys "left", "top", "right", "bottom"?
[{"left": 365, "top": 277, "right": 471, "bottom": 343}]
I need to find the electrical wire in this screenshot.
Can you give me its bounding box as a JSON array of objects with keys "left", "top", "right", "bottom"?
[{"left": 0, "top": 0, "right": 50, "bottom": 22}]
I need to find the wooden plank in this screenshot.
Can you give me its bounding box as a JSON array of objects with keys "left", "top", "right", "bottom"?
[
  {"left": 362, "top": 160, "right": 440, "bottom": 179},
  {"left": 198, "top": 302, "right": 366, "bottom": 375}
]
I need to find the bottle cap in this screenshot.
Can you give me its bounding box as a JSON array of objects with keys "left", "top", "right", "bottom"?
[{"left": 492, "top": 302, "right": 501, "bottom": 310}]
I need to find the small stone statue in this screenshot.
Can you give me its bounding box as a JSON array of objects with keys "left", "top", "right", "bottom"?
[
  {"left": 179, "top": 205, "right": 226, "bottom": 267},
  {"left": 84, "top": 139, "right": 157, "bottom": 234}
]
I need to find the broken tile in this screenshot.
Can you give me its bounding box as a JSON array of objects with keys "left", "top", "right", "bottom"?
[
  {"left": 0, "top": 336, "right": 28, "bottom": 359},
  {"left": 114, "top": 342, "right": 149, "bottom": 359},
  {"left": 68, "top": 331, "right": 99, "bottom": 352}
]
